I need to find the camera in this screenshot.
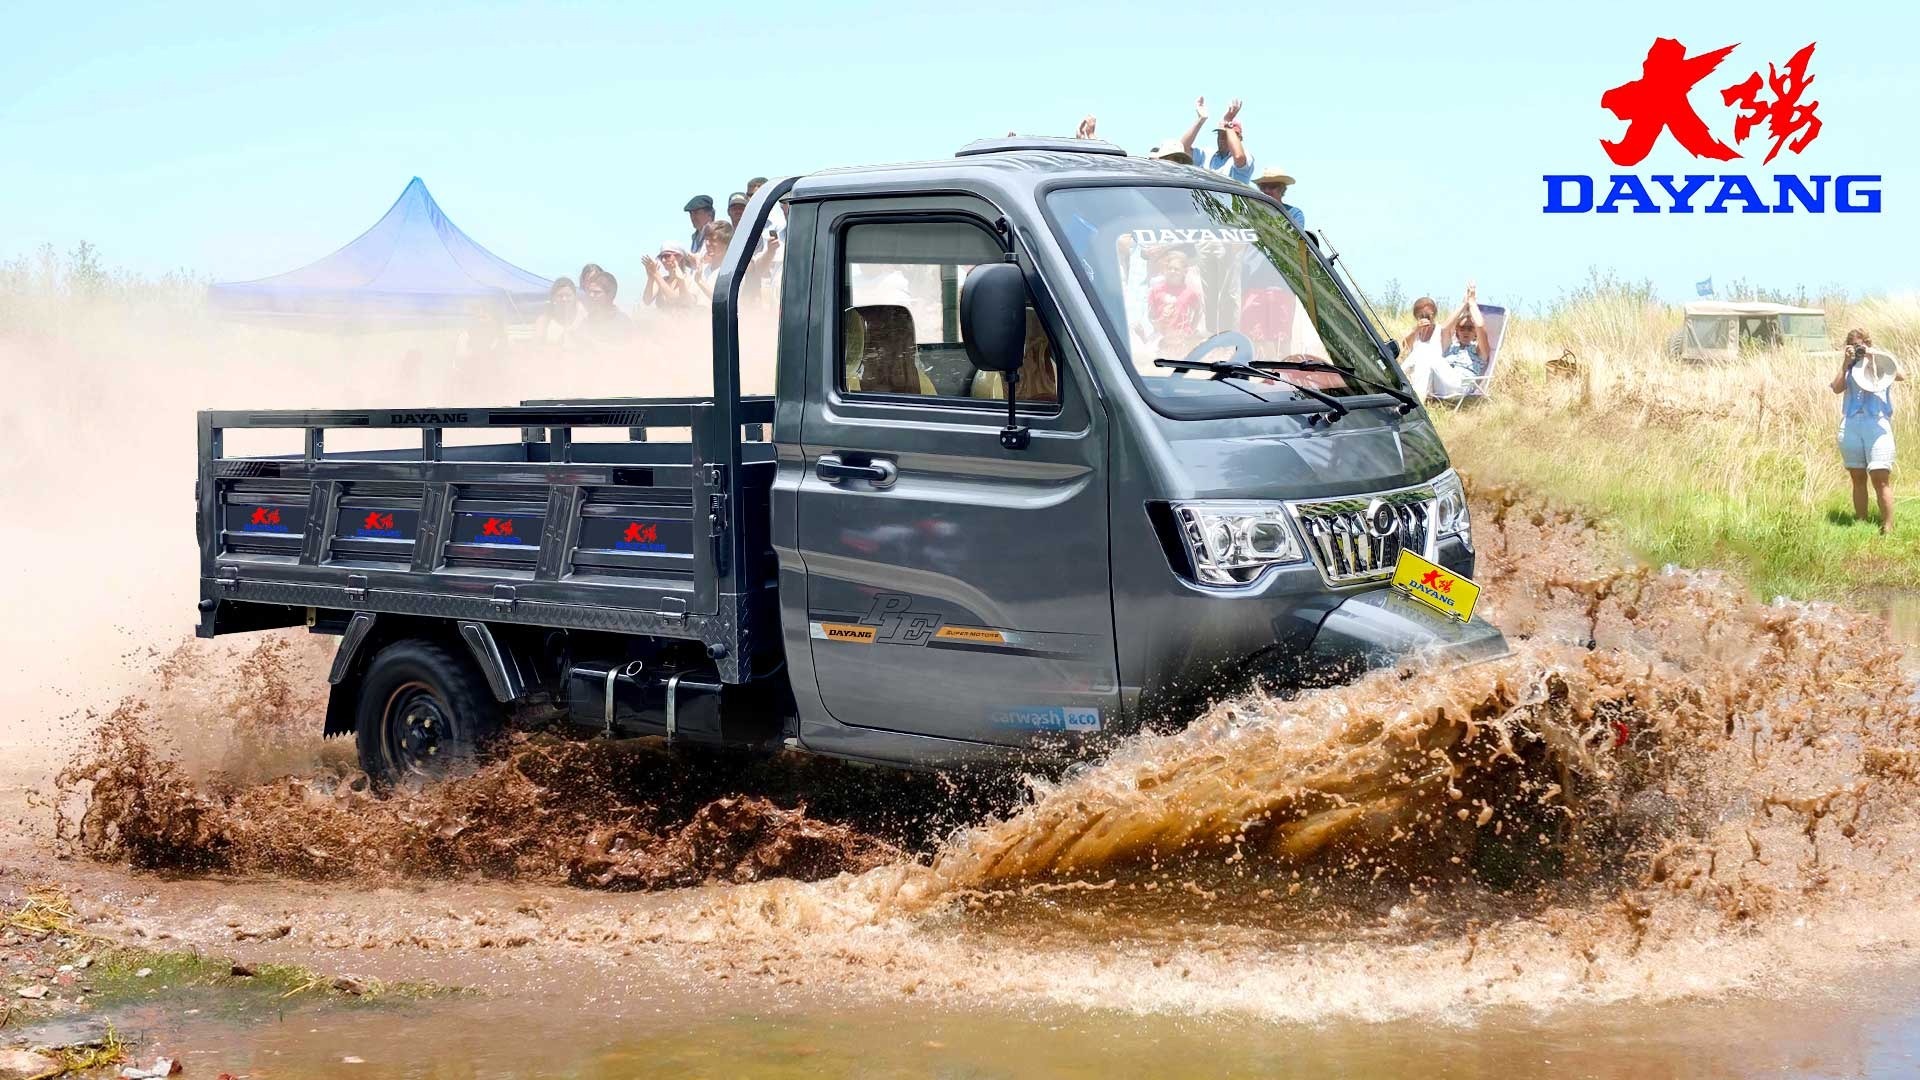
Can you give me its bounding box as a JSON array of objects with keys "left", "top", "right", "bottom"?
[{"left": 1848, "top": 343, "right": 1869, "bottom": 362}]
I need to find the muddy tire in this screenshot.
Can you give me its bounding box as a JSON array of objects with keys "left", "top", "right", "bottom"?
[{"left": 354, "top": 639, "right": 503, "bottom": 791}]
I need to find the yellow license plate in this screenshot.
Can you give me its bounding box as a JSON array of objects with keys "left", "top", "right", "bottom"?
[{"left": 1390, "top": 549, "right": 1481, "bottom": 623}]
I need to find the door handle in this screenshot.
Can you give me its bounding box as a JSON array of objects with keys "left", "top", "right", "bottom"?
[{"left": 816, "top": 454, "right": 898, "bottom": 489}]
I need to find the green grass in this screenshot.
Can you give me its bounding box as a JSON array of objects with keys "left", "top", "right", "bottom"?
[{"left": 1439, "top": 408, "right": 1918, "bottom": 599}]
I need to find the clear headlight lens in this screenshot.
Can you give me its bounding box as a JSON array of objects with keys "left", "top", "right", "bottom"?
[
  {"left": 1171, "top": 501, "right": 1307, "bottom": 586},
  {"left": 1432, "top": 470, "right": 1471, "bottom": 546}
]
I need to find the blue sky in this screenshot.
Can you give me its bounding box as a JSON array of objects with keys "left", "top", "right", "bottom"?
[{"left": 3, "top": 0, "right": 1915, "bottom": 307}]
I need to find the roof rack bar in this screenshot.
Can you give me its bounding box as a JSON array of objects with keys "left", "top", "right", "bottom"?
[{"left": 955, "top": 137, "right": 1127, "bottom": 158}]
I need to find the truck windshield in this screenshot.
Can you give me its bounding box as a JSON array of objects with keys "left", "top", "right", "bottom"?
[{"left": 1045, "top": 185, "right": 1406, "bottom": 418}]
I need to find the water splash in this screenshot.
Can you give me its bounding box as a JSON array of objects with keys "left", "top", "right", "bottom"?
[{"left": 48, "top": 488, "right": 1920, "bottom": 1020}]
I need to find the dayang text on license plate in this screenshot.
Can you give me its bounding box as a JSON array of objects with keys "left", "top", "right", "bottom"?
[{"left": 1390, "top": 549, "right": 1481, "bottom": 623}]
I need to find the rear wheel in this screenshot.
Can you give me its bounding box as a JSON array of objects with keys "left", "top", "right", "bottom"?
[{"left": 354, "top": 639, "right": 502, "bottom": 790}]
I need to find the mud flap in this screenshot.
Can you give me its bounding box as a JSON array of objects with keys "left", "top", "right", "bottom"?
[{"left": 324, "top": 679, "right": 359, "bottom": 739}]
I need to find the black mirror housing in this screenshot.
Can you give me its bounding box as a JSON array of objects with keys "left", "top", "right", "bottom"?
[{"left": 961, "top": 262, "right": 1028, "bottom": 374}]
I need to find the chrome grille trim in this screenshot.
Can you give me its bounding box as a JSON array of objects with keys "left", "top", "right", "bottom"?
[{"left": 1287, "top": 484, "right": 1437, "bottom": 587}]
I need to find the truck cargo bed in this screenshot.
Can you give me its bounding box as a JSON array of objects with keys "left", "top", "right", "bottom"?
[{"left": 195, "top": 396, "right": 778, "bottom": 683}]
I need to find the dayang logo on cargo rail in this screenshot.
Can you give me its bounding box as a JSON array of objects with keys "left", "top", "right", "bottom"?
[
  {"left": 387, "top": 411, "right": 469, "bottom": 424},
  {"left": 1545, "top": 38, "right": 1880, "bottom": 214}
]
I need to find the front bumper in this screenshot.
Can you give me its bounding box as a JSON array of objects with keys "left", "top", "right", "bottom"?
[
  {"left": 1304, "top": 587, "right": 1508, "bottom": 684},
  {"left": 1118, "top": 533, "right": 1496, "bottom": 720}
]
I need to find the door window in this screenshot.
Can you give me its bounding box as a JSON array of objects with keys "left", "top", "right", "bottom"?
[{"left": 839, "top": 220, "right": 1061, "bottom": 406}]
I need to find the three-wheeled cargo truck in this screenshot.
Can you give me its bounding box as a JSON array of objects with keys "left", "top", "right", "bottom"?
[{"left": 194, "top": 137, "right": 1505, "bottom": 784}]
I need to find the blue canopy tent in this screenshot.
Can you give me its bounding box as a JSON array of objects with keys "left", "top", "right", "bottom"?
[{"left": 207, "top": 178, "right": 550, "bottom": 324}]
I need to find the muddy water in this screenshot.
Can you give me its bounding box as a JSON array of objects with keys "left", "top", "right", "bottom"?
[{"left": 1876, "top": 589, "right": 1920, "bottom": 653}]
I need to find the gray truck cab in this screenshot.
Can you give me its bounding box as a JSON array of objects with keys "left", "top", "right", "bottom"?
[
  {"left": 192, "top": 138, "right": 1501, "bottom": 781},
  {"left": 769, "top": 138, "right": 1498, "bottom": 766}
]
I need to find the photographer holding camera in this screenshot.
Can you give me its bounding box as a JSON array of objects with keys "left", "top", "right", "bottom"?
[{"left": 1830, "top": 328, "right": 1906, "bottom": 535}]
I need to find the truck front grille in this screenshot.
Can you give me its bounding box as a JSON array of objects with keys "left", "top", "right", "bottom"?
[{"left": 1290, "top": 488, "right": 1435, "bottom": 586}]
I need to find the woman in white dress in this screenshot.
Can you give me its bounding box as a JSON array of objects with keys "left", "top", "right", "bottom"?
[{"left": 1401, "top": 283, "right": 1492, "bottom": 401}]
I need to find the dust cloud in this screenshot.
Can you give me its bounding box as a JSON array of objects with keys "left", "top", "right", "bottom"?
[{"left": 0, "top": 295, "right": 762, "bottom": 786}]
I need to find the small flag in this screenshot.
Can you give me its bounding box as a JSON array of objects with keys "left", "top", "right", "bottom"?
[{"left": 1695, "top": 277, "right": 1714, "bottom": 297}]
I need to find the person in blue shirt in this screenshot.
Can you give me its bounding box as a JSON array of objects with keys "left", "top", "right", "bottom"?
[
  {"left": 1254, "top": 167, "right": 1304, "bottom": 229},
  {"left": 1830, "top": 327, "right": 1906, "bottom": 535},
  {"left": 1177, "top": 96, "right": 1254, "bottom": 184}
]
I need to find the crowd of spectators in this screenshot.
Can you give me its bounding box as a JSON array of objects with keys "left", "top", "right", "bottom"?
[{"left": 531, "top": 101, "right": 1301, "bottom": 351}]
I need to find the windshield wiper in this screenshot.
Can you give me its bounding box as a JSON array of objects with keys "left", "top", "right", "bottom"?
[
  {"left": 1153, "top": 358, "right": 1349, "bottom": 423},
  {"left": 1253, "top": 360, "right": 1419, "bottom": 414}
]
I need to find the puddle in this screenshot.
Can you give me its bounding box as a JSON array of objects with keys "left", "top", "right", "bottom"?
[
  {"left": 1875, "top": 589, "right": 1920, "bottom": 650},
  {"left": 70, "top": 961, "right": 1920, "bottom": 1079}
]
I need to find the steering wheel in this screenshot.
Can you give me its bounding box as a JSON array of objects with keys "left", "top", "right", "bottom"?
[{"left": 1179, "top": 330, "right": 1256, "bottom": 370}]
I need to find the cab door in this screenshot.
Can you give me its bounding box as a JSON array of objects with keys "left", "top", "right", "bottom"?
[{"left": 793, "top": 196, "right": 1118, "bottom": 747}]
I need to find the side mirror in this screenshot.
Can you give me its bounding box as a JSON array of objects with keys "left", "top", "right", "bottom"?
[
  {"left": 1384, "top": 338, "right": 1401, "bottom": 360},
  {"left": 960, "top": 262, "right": 1033, "bottom": 450},
  {"left": 960, "top": 263, "right": 1028, "bottom": 374}
]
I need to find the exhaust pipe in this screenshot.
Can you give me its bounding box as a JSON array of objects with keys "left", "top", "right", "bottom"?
[{"left": 602, "top": 660, "right": 644, "bottom": 737}]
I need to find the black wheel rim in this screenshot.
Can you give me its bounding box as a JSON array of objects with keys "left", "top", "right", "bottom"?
[{"left": 383, "top": 680, "right": 457, "bottom": 776}]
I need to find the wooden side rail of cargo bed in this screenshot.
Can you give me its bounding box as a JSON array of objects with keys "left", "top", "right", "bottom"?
[{"left": 194, "top": 398, "right": 777, "bottom": 683}]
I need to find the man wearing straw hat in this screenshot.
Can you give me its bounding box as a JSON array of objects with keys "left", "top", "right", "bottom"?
[
  {"left": 1830, "top": 327, "right": 1906, "bottom": 535},
  {"left": 1254, "top": 166, "right": 1304, "bottom": 228}
]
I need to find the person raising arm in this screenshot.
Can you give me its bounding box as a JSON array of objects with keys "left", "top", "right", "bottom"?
[
  {"left": 1177, "top": 96, "right": 1209, "bottom": 161},
  {"left": 1451, "top": 281, "right": 1492, "bottom": 360}
]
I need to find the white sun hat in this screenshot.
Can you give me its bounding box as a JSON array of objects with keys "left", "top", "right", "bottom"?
[{"left": 1851, "top": 348, "right": 1900, "bottom": 394}]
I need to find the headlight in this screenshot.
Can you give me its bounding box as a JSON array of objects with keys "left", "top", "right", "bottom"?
[
  {"left": 1170, "top": 501, "right": 1307, "bottom": 586},
  {"left": 1432, "top": 470, "right": 1471, "bottom": 547}
]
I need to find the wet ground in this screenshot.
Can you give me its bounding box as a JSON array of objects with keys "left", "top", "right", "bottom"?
[
  {"left": 8, "top": 490, "right": 1920, "bottom": 1077},
  {"left": 18, "top": 970, "right": 1920, "bottom": 1079}
]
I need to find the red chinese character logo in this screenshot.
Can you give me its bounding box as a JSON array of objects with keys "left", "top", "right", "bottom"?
[
  {"left": 1420, "top": 569, "right": 1455, "bottom": 594},
  {"left": 250, "top": 507, "right": 281, "bottom": 526},
  {"left": 363, "top": 511, "right": 394, "bottom": 531},
  {"left": 1721, "top": 42, "right": 1822, "bottom": 165},
  {"left": 1601, "top": 37, "right": 1743, "bottom": 166},
  {"left": 622, "top": 522, "right": 658, "bottom": 544},
  {"left": 482, "top": 517, "right": 513, "bottom": 537}
]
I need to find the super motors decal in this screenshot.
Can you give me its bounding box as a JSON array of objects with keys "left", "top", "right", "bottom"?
[
  {"left": 451, "top": 511, "right": 542, "bottom": 546},
  {"left": 225, "top": 503, "right": 306, "bottom": 535},
  {"left": 578, "top": 514, "right": 695, "bottom": 555},
  {"left": 1545, "top": 38, "right": 1880, "bottom": 214},
  {"left": 810, "top": 593, "right": 1020, "bottom": 652}
]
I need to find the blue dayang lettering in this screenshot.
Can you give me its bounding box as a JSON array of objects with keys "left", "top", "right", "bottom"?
[
  {"left": 1598, "top": 174, "right": 1659, "bottom": 214},
  {"left": 1705, "top": 175, "right": 1766, "bottom": 214},
  {"left": 1542, "top": 174, "right": 1593, "bottom": 212},
  {"left": 1649, "top": 174, "right": 1713, "bottom": 213},
  {"left": 1837, "top": 175, "right": 1882, "bottom": 212},
  {"left": 1773, "top": 174, "right": 1829, "bottom": 212},
  {"left": 1541, "top": 174, "right": 1880, "bottom": 214}
]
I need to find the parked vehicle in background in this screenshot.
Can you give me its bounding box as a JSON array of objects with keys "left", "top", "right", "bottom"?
[
  {"left": 1670, "top": 300, "right": 1832, "bottom": 363},
  {"left": 192, "top": 138, "right": 1505, "bottom": 785}
]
